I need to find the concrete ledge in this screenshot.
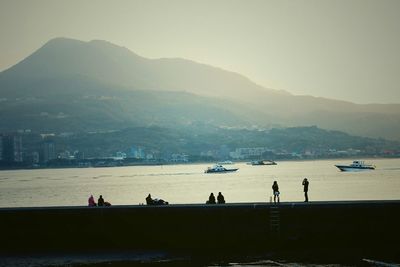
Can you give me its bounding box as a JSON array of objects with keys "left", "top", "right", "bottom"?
[
  {"left": 1, "top": 200, "right": 400, "bottom": 260},
  {"left": 2, "top": 199, "right": 400, "bottom": 210}
]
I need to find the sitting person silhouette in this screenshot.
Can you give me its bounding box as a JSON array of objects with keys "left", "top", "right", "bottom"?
[
  {"left": 98, "top": 195, "right": 105, "bottom": 206},
  {"left": 145, "top": 194, "right": 168, "bottom": 205},
  {"left": 146, "top": 194, "right": 154, "bottom": 205},
  {"left": 88, "top": 195, "right": 97, "bottom": 207},
  {"left": 206, "top": 192, "right": 216, "bottom": 204},
  {"left": 217, "top": 192, "right": 225, "bottom": 204}
]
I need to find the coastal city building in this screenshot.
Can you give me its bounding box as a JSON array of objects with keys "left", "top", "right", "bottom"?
[
  {"left": 170, "top": 153, "right": 189, "bottom": 163},
  {"left": 229, "top": 147, "right": 269, "bottom": 160},
  {"left": 130, "top": 146, "right": 145, "bottom": 159},
  {"left": 42, "top": 140, "right": 56, "bottom": 163},
  {"left": 0, "top": 134, "right": 23, "bottom": 163}
]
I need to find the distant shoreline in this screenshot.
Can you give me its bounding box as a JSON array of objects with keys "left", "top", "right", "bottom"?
[{"left": 0, "top": 156, "right": 398, "bottom": 171}]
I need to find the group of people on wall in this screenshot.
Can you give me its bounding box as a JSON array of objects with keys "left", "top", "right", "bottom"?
[
  {"left": 88, "top": 178, "right": 310, "bottom": 207},
  {"left": 144, "top": 192, "right": 225, "bottom": 205}
]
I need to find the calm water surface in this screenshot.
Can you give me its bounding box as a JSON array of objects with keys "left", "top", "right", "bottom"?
[{"left": 0, "top": 158, "right": 399, "bottom": 208}]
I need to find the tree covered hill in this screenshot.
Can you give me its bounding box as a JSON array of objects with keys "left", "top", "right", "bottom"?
[{"left": 30, "top": 125, "right": 399, "bottom": 160}]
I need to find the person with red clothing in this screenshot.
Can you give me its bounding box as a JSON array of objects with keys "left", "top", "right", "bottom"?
[{"left": 88, "top": 195, "right": 97, "bottom": 206}]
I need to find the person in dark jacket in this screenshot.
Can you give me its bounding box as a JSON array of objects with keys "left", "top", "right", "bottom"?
[
  {"left": 217, "top": 192, "right": 225, "bottom": 204},
  {"left": 146, "top": 194, "right": 154, "bottom": 205},
  {"left": 272, "top": 181, "right": 280, "bottom": 204},
  {"left": 207, "top": 193, "right": 216, "bottom": 204},
  {"left": 302, "top": 178, "right": 309, "bottom": 202},
  {"left": 98, "top": 195, "right": 105, "bottom": 206}
]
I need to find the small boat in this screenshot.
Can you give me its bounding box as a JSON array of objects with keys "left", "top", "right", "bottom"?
[
  {"left": 205, "top": 164, "right": 239, "bottom": 173},
  {"left": 335, "top": 160, "right": 375, "bottom": 171},
  {"left": 248, "top": 160, "right": 277, "bottom": 166}
]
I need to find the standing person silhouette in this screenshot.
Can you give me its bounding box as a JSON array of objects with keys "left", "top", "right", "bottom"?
[
  {"left": 272, "top": 181, "right": 280, "bottom": 204},
  {"left": 302, "top": 178, "right": 309, "bottom": 202}
]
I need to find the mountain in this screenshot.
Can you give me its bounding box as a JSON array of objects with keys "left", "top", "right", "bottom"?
[{"left": 1, "top": 37, "right": 399, "bottom": 140}]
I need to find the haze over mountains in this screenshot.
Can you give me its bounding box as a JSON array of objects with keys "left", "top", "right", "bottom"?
[{"left": 1, "top": 37, "right": 399, "bottom": 140}]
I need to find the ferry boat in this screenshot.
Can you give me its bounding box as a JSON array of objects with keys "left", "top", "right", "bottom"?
[
  {"left": 335, "top": 160, "right": 375, "bottom": 171},
  {"left": 205, "top": 164, "right": 239, "bottom": 173},
  {"left": 248, "top": 160, "right": 277, "bottom": 166},
  {"left": 217, "top": 160, "right": 234, "bottom": 165}
]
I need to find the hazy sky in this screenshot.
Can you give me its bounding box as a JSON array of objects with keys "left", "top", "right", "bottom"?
[{"left": 0, "top": 0, "right": 399, "bottom": 104}]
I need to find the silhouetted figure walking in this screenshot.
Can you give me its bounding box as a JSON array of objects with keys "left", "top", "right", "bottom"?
[
  {"left": 98, "top": 195, "right": 105, "bottom": 206},
  {"left": 302, "top": 178, "right": 309, "bottom": 202},
  {"left": 207, "top": 193, "right": 216, "bottom": 204},
  {"left": 217, "top": 192, "right": 225, "bottom": 204},
  {"left": 272, "top": 181, "right": 280, "bottom": 204}
]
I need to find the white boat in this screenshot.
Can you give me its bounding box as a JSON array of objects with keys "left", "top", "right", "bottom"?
[
  {"left": 247, "top": 160, "right": 277, "bottom": 166},
  {"left": 335, "top": 160, "right": 375, "bottom": 171},
  {"left": 205, "top": 164, "right": 239, "bottom": 173}
]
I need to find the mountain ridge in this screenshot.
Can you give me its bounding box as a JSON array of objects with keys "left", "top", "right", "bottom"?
[{"left": 1, "top": 37, "right": 399, "bottom": 140}]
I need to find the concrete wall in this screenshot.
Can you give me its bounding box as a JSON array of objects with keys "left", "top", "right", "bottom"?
[{"left": 1, "top": 201, "right": 400, "bottom": 260}]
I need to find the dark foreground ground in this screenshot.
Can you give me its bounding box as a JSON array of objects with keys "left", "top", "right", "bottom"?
[
  {"left": 1, "top": 201, "right": 400, "bottom": 266},
  {"left": 1, "top": 251, "right": 399, "bottom": 267}
]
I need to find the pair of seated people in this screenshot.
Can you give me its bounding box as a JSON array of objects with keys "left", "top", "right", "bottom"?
[
  {"left": 88, "top": 195, "right": 111, "bottom": 207},
  {"left": 206, "top": 192, "right": 225, "bottom": 204}
]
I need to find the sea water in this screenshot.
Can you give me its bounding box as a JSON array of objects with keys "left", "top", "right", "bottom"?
[{"left": 0, "top": 158, "right": 399, "bottom": 208}]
